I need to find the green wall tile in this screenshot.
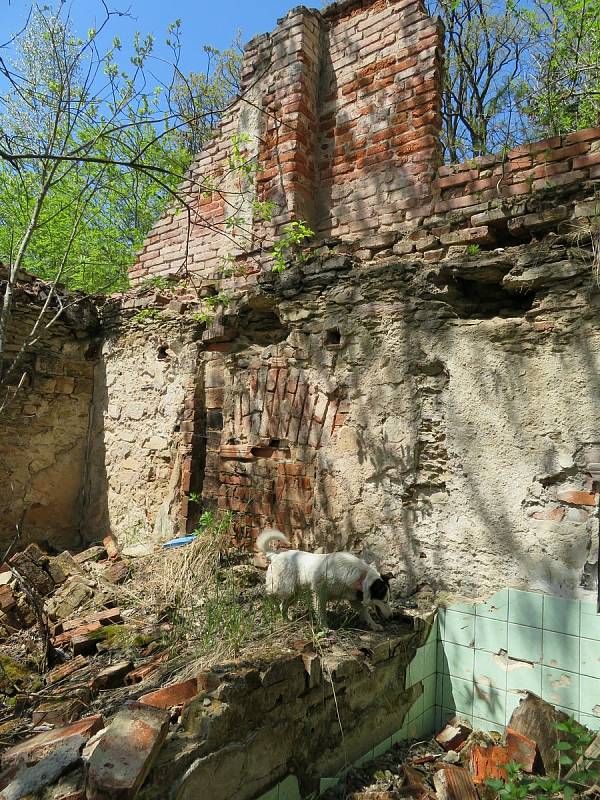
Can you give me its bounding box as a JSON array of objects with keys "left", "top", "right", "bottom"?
[
  {"left": 474, "top": 649, "right": 508, "bottom": 691},
  {"left": 543, "top": 595, "right": 580, "bottom": 636},
  {"left": 473, "top": 716, "right": 505, "bottom": 734},
  {"left": 258, "top": 787, "right": 278, "bottom": 800},
  {"left": 422, "top": 642, "right": 437, "bottom": 677},
  {"left": 423, "top": 673, "right": 436, "bottom": 710},
  {"left": 475, "top": 616, "right": 508, "bottom": 652},
  {"left": 441, "top": 609, "right": 475, "bottom": 646},
  {"left": 472, "top": 685, "right": 506, "bottom": 725},
  {"left": 476, "top": 588, "right": 509, "bottom": 621},
  {"left": 426, "top": 617, "right": 439, "bottom": 645},
  {"left": 580, "top": 675, "right": 600, "bottom": 718},
  {"left": 446, "top": 600, "right": 476, "bottom": 614},
  {"left": 543, "top": 630, "right": 579, "bottom": 673},
  {"left": 507, "top": 662, "right": 542, "bottom": 696},
  {"left": 542, "top": 666, "right": 579, "bottom": 711},
  {"left": 373, "top": 737, "right": 392, "bottom": 758},
  {"left": 319, "top": 778, "right": 338, "bottom": 794},
  {"left": 392, "top": 727, "right": 408, "bottom": 745},
  {"left": 508, "top": 623, "right": 542, "bottom": 663},
  {"left": 407, "top": 646, "right": 425, "bottom": 688},
  {"left": 580, "top": 608, "right": 600, "bottom": 641},
  {"left": 443, "top": 674, "right": 474, "bottom": 717},
  {"left": 442, "top": 706, "right": 473, "bottom": 727},
  {"left": 579, "top": 713, "right": 600, "bottom": 731},
  {"left": 423, "top": 706, "right": 436, "bottom": 736},
  {"left": 279, "top": 776, "right": 302, "bottom": 800},
  {"left": 505, "top": 690, "right": 524, "bottom": 725},
  {"left": 354, "top": 749, "right": 374, "bottom": 767},
  {"left": 443, "top": 642, "right": 475, "bottom": 680},
  {"left": 408, "top": 691, "right": 425, "bottom": 722},
  {"left": 509, "top": 589, "right": 543, "bottom": 628},
  {"left": 580, "top": 637, "right": 600, "bottom": 678}
]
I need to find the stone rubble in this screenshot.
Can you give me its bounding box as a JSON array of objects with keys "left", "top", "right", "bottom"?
[{"left": 2, "top": 535, "right": 596, "bottom": 799}]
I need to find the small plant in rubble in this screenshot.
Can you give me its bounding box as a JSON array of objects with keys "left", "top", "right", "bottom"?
[
  {"left": 271, "top": 220, "right": 315, "bottom": 273},
  {"left": 487, "top": 717, "right": 599, "bottom": 799}
]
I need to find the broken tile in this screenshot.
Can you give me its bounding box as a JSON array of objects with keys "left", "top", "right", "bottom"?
[
  {"left": 1, "top": 715, "right": 103, "bottom": 769},
  {"left": 435, "top": 721, "right": 472, "bottom": 752},
  {"left": 433, "top": 765, "right": 478, "bottom": 799},
  {"left": 0, "top": 737, "right": 84, "bottom": 800},
  {"left": 85, "top": 703, "right": 170, "bottom": 800},
  {"left": 139, "top": 679, "right": 198, "bottom": 709},
  {"left": 508, "top": 693, "right": 573, "bottom": 776},
  {"left": 90, "top": 660, "right": 132, "bottom": 692},
  {"left": 10, "top": 544, "right": 54, "bottom": 596},
  {"left": 124, "top": 653, "right": 168, "bottom": 685},
  {"left": 47, "top": 656, "right": 89, "bottom": 685},
  {"left": 0, "top": 586, "right": 16, "bottom": 612},
  {"left": 31, "top": 697, "right": 87, "bottom": 727}
]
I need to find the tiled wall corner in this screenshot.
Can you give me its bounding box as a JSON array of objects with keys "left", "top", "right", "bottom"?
[{"left": 437, "top": 588, "right": 600, "bottom": 734}]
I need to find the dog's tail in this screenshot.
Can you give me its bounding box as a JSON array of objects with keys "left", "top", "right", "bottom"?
[{"left": 256, "top": 528, "right": 290, "bottom": 556}]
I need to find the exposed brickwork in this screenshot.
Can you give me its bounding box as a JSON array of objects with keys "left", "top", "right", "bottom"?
[{"left": 129, "top": 0, "right": 444, "bottom": 285}]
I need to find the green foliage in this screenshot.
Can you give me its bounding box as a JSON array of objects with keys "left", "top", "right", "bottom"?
[
  {"left": 0, "top": 6, "right": 239, "bottom": 293},
  {"left": 133, "top": 308, "right": 162, "bottom": 323},
  {"left": 192, "top": 509, "right": 234, "bottom": 538},
  {"left": 271, "top": 220, "right": 315, "bottom": 273},
  {"left": 517, "top": 0, "right": 600, "bottom": 136},
  {"left": 140, "top": 276, "right": 172, "bottom": 290},
  {"left": 487, "top": 716, "right": 599, "bottom": 799},
  {"left": 192, "top": 291, "right": 231, "bottom": 325},
  {"left": 467, "top": 244, "right": 481, "bottom": 255}
]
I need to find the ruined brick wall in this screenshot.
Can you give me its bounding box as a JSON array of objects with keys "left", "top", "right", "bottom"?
[
  {"left": 129, "top": 0, "right": 443, "bottom": 286},
  {"left": 0, "top": 277, "right": 99, "bottom": 553}
]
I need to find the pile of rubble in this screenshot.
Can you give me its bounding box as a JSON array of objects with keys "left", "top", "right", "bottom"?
[{"left": 322, "top": 695, "right": 600, "bottom": 799}]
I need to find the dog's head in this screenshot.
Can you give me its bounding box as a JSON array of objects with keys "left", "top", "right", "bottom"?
[{"left": 363, "top": 572, "right": 394, "bottom": 618}]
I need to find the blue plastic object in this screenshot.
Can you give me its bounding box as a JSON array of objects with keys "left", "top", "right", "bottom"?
[{"left": 162, "top": 535, "right": 196, "bottom": 549}]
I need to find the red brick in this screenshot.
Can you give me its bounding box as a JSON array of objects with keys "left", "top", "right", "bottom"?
[
  {"left": 139, "top": 679, "right": 199, "bottom": 709},
  {"left": 533, "top": 507, "right": 565, "bottom": 521},
  {"left": 86, "top": 703, "right": 170, "bottom": 800},
  {"left": 1, "top": 715, "right": 104, "bottom": 768},
  {"left": 125, "top": 652, "right": 169, "bottom": 685},
  {"left": 557, "top": 490, "right": 597, "bottom": 506},
  {"left": 505, "top": 727, "right": 537, "bottom": 773},
  {"left": 573, "top": 151, "right": 600, "bottom": 169},
  {"left": 0, "top": 585, "right": 16, "bottom": 611},
  {"left": 563, "top": 126, "right": 600, "bottom": 145},
  {"left": 102, "top": 534, "right": 120, "bottom": 560}
]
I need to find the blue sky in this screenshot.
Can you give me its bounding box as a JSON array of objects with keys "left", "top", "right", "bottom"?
[{"left": 2, "top": 0, "right": 299, "bottom": 75}]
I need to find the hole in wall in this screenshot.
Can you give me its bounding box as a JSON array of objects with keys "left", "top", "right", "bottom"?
[
  {"left": 85, "top": 340, "right": 101, "bottom": 360},
  {"left": 449, "top": 277, "right": 535, "bottom": 319},
  {"left": 157, "top": 345, "right": 169, "bottom": 361},
  {"left": 324, "top": 327, "right": 342, "bottom": 348}
]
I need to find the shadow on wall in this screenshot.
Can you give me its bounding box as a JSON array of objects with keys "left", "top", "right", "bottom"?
[
  {"left": 309, "top": 262, "right": 600, "bottom": 599},
  {"left": 81, "top": 354, "right": 110, "bottom": 545}
]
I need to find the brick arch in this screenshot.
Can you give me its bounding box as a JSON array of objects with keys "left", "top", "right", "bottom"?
[{"left": 198, "top": 355, "right": 348, "bottom": 547}]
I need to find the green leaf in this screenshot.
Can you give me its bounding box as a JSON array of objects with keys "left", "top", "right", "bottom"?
[{"left": 559, "top": 754, "right": 574, "bottom": 765}]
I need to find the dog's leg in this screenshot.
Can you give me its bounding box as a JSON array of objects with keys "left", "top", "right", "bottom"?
[
  {"left": 280, "top": 598, "right": 291, "bottom": 621},
  {"left": 351, "top": 600, "right": 383, "bottom": 632}
]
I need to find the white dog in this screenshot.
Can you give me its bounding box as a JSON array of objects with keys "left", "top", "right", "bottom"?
[{"left": 256, "top": 529, "right": 393, "bottom": 631}]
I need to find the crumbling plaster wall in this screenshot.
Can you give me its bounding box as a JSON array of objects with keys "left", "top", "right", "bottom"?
[{"left": 83, "top": 301, "right": 203, "bottom": 546}]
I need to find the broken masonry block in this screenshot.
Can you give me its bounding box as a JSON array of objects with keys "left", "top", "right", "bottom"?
[{"left": 85, "top": 703, "right": 170, "bottom": 800}]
